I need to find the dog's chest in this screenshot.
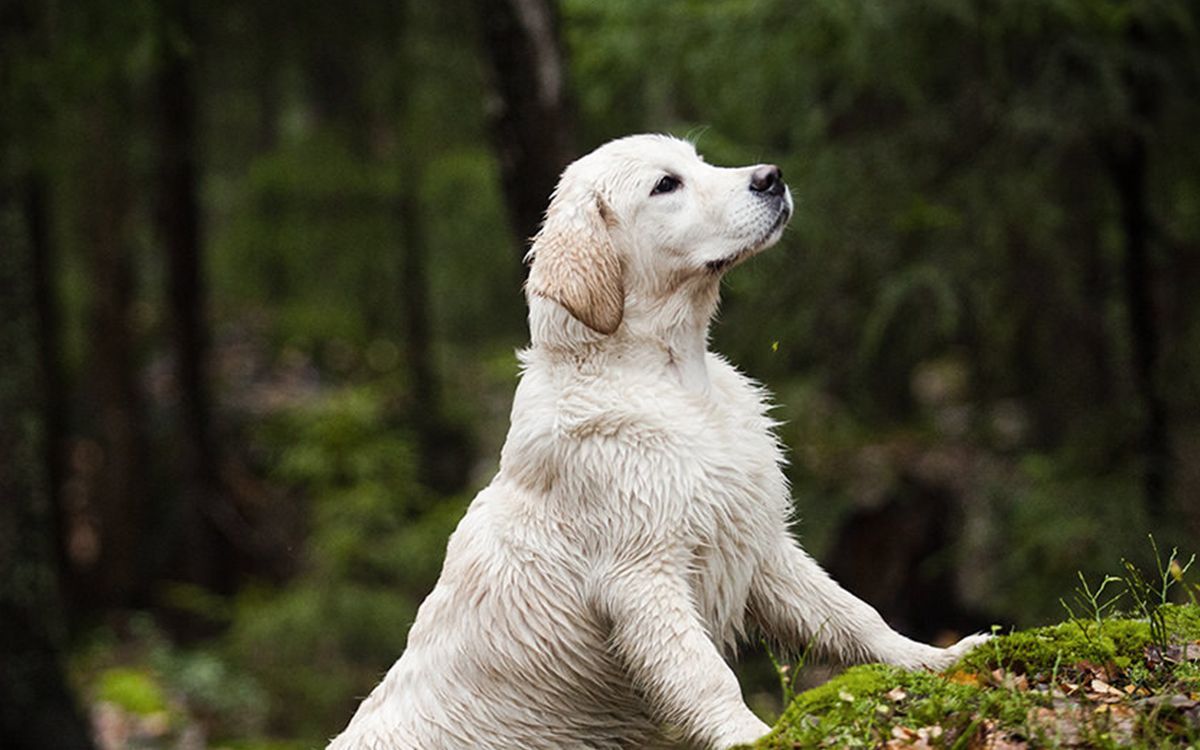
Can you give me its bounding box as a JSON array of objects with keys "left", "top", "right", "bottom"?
[
  {"left": 681, "top": 394, "right": 784, "bottom": 645},
  {"left": 505, "top": 354, "right": 788, "bottom": 643}
]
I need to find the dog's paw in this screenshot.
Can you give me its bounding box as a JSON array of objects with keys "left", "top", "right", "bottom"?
[
  {"left": 877, "top": 630, "right": 992, "bottom": 672},
  {"left": 930, "top": 632, "right": 992, "bottom": 670},
  {"left": 714, "top": 715, "right": 771, "bottom": 749}
]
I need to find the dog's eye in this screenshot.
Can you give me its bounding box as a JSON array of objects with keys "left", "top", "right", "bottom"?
[{"left": 651, "top": 175, "right": 681, "bottom": 196}]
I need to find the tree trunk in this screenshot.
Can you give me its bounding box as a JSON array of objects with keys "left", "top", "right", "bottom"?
[
  {"left": 26, "top": 175, "right": 73, "bottom": 602},
  {"left": 397, "top": 188, "right": 473, "bottom": 495},
  {"left": 1110, "top": 135, "right": 1168, "bottom": 518},
  {"left": 475, "top": 0, "right": 577, "bottom": 253},
  {"left": 0, "top": 178, "right": 95, "bottom": 750},
  {"left": 155, "top": 2, "right": 237, "bottom": 600},
  {"left": 1107, "top": 25, "right": 1169, "bottom": 519},
  {"left": 79, "top": 100, "right": 148, "bottom": 610}
]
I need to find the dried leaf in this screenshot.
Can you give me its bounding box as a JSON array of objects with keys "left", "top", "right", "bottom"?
[
  {"left": 886, "top": 725, "right": 935, "bottom": 749},
  {"left": 948, "top": 670, "right": 984, "bottom": 687},
  {"left": 1089, "top": 679, "right": 1124, "bottom": 698}
]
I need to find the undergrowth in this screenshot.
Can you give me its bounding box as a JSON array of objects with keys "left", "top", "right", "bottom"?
[{"left": 753, "top": 538, "right": 1200, "bottom": 749}]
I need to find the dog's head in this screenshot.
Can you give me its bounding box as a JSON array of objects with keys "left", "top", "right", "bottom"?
[{"left": 526, "top": 134, "right": 792, "bottom": 337}]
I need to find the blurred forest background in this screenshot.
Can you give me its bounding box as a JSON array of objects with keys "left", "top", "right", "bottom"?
[{"left": 2, "top": 0, "right": 1200, "bottom": 747}]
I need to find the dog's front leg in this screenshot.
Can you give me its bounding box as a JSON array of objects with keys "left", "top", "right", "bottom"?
[
  {"left": 748, "top": 537, "right": 988, "bottom": 671},
  {"left": 599, "top": 563, "right": 770, "bottom": 749}
]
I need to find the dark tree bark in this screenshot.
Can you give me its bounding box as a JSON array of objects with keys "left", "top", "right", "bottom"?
[
  {"left": 1106, "top": 26, "right": 1169, "bottom": 519},
  {"left": 476, "top": 0, "right": 577, "bottom": 252},
  {"left": 79, "top": 99, "right": 149, "bottom": 610},
  {"left": 155, "top": 0, "right": 237, "bottom": 599},
  {"left": 1110, "top": 137, "right": 1169, "bottom": 518},
  {"left": 0, "top": 180, "right": 95, "bottom": 750},
  {"left": 397, "top": 189, "right": 437, "bottom": 429},
  {"left": 397, "top": 186, "right": 473, "bottom": 495},
  {"left": 26, "top": 175, "right": 72, "bottom": 605},
  {"left": 3, "top": 0, "right": 73, "bottom": 618}
]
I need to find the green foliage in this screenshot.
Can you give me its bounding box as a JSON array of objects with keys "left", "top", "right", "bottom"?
[
  {"left": 1060, "top": 571, "right": 1125, "bottom": 645},
  {"left": 223, "top": 386, "right": 466, "bottom": 741},
  {"left": 12, "top": 0, "right": 1199, "bottom": 744},
  {"left": 96, "top": 668, "right": 169, "bottom": 716},
  {"left": 421, "top": 148, "right": 526, "bottom": 344},
  {"left": 566, "top": 0, "right": 1200, "bottom": 442},
  {"left": 211, "top": 135, "right": 403, "bottom": 347},
  {"left": 76, "top": 614, "right": 269, "bottom": 741},
  {"left": 1122, "top": 539, "right": 1197, "bottom": 654},
  {"left": 993, "top": 461, "right": 1155, "bottom": 624}
]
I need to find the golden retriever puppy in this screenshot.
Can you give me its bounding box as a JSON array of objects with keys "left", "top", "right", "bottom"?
[{"left": 328, "top": 134, "right": 987, "bottom": 750}]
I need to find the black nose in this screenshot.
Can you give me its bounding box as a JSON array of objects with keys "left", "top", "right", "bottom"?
[{"left": 749, "top": 164, "right": 784, "bottom": 197}]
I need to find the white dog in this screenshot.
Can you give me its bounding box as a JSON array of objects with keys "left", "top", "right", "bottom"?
[{"left": 328, "top": 134, "right": 986, "bottom": 750}]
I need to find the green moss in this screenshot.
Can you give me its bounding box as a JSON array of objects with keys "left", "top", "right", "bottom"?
[
  {"left": 955, "top": 604, "right": 1200, "bottom": 679},
  {"left": 1163, "top": 602, "right": 1200, "bottom": 640},
  {"left": 96, "top": 667, "right": 170, "bottom": 716},
  {"left": 753, "top": 664, "right": 1028, "bottom": 749},
  {"left": 957, "top": 618, "right": 1150, "bottom": 677},
  {"left": 753, "top": 605, "right": 1200, "bottom": 749}
]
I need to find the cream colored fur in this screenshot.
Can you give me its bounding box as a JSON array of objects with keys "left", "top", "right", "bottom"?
[{"left": 328, "top": 134, "right": 987, "bottom": 750}]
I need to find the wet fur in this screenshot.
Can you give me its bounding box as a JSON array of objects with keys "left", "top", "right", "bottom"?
[{"left": 328, "top": 135, "right": 987, "bottom": 750}]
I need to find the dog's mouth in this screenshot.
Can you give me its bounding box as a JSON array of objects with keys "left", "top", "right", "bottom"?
[{"left": 706, "top": 203, "right": 791, "bottom": 274}]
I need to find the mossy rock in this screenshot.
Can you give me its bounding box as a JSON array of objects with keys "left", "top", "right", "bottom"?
[
  {"left": 751, "top": 604, "right": 1200, "bottom": 749},
  {"left": 958, "top": 618, "right": 1150, "bottom": 677}
]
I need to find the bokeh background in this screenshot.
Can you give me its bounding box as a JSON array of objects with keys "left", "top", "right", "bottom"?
[{"left": 2, "top": 0, "right": 1199, "bottom": 747}]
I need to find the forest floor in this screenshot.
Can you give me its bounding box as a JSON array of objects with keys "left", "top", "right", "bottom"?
[
  {"left": 76, "top": 549, "right": 1200, "bottom": 750},
  {"left": 753, "top": 604, "right": 1200, "bottom": 749},
  {"left": 79, "top": 604, "right": 1200, "bottom": 749}
]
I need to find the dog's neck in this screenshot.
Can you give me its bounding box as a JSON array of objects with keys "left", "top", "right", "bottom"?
[{"left": 527, "top": 276, "right": 721, "bottom": 395}]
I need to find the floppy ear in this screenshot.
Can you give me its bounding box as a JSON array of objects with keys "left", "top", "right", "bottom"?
[{"left": 526, "top": 189, "right": 624, "bottom": 335}]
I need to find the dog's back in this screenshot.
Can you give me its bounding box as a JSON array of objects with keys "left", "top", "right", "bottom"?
[{"left": 328, "top": 480, "right": 662, "bottom": 749}]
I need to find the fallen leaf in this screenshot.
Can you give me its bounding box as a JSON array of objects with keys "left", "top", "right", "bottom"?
[
  {"left": 1089, "top": 679, "right": 1124, "bottom": 698},
  {"left": 884, "top": 739, "right": 933, "bottom": 750},
  {"left": 885, "top": 724, "right": 934, "bottom": 749},
  {"left": 1074, "top": 660, "right": 1111, "bottom": 682},
  {"left": 948, "top": 671, "right": 984, "bottom": 687}
]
